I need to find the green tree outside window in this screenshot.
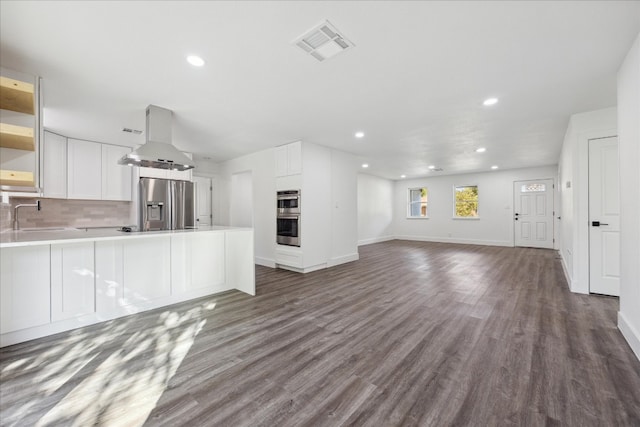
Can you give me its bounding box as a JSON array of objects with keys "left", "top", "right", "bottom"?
[{"left": 455, "top": 186, "right": 478, "bottom": 217}]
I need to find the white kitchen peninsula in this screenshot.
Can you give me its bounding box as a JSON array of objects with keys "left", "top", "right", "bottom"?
[{"left": 0, "top": 226, "right": 254, "bottom": 347}]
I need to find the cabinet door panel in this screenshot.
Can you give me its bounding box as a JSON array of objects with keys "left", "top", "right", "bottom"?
[
  {"left": 171, "top": 233, "right": 225, "bottom": 293},
  {"left": 102, "top": 144, "right": 132, "bottom": 201},
  {"left": 123, "top": 236, "right": 171, "bottom": 305},
  {"left": 95, "top": 240, "right": 124, "bottom": 315},
  {"left": 43, "top": 131, "right": 67, "bottom": 198},
  {"left": 67, "top": 139, "right": 101, "bottom": 199},
  {"left": 51, "top": 242, "right": 95, "bottom": 321},
  {"left": 0, "top": 246, "right": 51, "bottom": 334},
  {"left": 275, "top": 145, "right": 288, "bottom": 177}
]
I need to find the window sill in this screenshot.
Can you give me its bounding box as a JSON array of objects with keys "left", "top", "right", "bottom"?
[
  {"left": 452, "top": 217, "right": 480, "bottom": 220},
  {"left": 406, "top": 216, "right": 429, "bottom": 219}
]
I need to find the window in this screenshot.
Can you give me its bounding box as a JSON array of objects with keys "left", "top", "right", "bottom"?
[
  {"left": 454, "top": 185, "right": 478, "bottom": 218},
  {"left": 521, "top": 183, "right": 546, "bottom": 192},
  {"left": 408, "top": 187, "right": 428, "bottom": 217}
]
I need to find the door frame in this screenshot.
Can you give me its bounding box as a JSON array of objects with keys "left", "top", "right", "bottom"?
[
  {"left": 568, "top": 128, "right": 617, "bottom": 294},
  {"left": 588, "top": 136, "right": 620, "bottom": 296}
]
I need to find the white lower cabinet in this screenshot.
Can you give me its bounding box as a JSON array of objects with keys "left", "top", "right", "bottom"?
[
  {"left": 171, "top": 232, "right": 225, "bottom": 293},
  {"left": 51, "top": 242, "right": 95, "bottom": 321},
  {"left": 1, "top": 229, "right": 255, "bottom": 347},
  {"left": 95, "top": 236, "right": 171, "bottom": 314},
  {"left": 95, "top": 240, "right": 124, "bottom": 316},
  {"left": 123, "top": 236, "right": 171, "bottom": 304},
  {"left": 0, "top": 246, "right": 51, "bottom": 334}
]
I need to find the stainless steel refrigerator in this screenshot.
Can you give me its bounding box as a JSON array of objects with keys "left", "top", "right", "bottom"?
[{"left": 139, "top": 178, "right": 196, "bottom": 231}]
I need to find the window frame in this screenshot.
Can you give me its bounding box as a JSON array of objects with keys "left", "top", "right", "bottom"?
[
  {"left": 406, "top": 186, "right": 429, "bottom": 219},
  {"left": 453, "top": 185, "right": 479, "bottom": 219}
]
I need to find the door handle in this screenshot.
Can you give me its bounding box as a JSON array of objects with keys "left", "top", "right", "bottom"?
[{"left": 592, "top": 221, "right": 609, "bottom": 227}]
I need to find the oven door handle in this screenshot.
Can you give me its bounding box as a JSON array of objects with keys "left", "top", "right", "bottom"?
[
  {"left": 277, "top": 196, "right": 299, "bottom": 201},
  {"left": 277, "top": 215, "right": 299, "bottom": 220}
]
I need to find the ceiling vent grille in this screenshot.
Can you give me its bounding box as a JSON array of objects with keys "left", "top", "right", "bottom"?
[{"left": 293, "top": 20, "right": 354, "bottom": 62}]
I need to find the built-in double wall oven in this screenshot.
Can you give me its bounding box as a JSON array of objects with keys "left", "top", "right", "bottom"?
[{"left": 277, "top": 190, "right": 300, "bottom": 246}]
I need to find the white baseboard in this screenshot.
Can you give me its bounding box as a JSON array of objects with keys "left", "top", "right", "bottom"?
[
  {"left": 358, "top": 236, "right": 395, "bottom": 246},
  {"left": 255, "top": 256, "right": 276, "bottom": 268},
  {"left": 393, "top": 235, "right": 513, "bottom": 247},
  {"left": 618, "top": 311, "right": 640, "bottom": 362},
  {"left": 328, "top": 252, "right": 359, "bottom": 267},
  {"left": 276, "top": 263, "right": 327, "bottom": 274},
  {"left": 559, "top": 251, "right": 581, "bottom": 293}
]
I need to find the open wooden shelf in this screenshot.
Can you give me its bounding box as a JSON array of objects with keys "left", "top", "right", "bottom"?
[
  {"left": 0, "top": 169, "right": 35, "bottom": 187},
  {"left": 0, "top": 123, "right": 35, "bottom": 151},
  {"left": 0, "top": 76, "right": 35, "bottom": 115}
]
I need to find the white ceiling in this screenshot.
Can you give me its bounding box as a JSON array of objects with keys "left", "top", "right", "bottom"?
[{"left": 1, "top": 1, "right": 639, "bottom": 179}]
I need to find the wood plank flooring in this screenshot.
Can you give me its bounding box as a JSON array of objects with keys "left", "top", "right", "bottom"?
[{"left": 1, "top": 240, "right": 640, "bottom": 426}]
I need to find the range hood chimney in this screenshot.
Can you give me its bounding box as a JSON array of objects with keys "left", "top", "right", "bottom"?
[{"left": 118, "top": 105, "right": 195, "bottom": 171}]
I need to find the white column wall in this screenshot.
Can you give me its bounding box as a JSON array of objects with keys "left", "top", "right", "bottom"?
[
  {"left": 557, "top": 107, "right": 617, "bottom": 293},
  {"left": 617, "top": 33, "right": 640, "bottom": 360},
  {"left": 357, "top": 174, "right": 394, "bottom": 245},
  {"left": 330, "top": 149, "right": 359, "bottom": 265},
  {"left": 219, "top": 148, "right": 276, "bottom": 267}
]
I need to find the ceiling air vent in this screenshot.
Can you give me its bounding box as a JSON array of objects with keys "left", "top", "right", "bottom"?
[{"left": 293, "top": 20, "right": 354, "bottom": 62}]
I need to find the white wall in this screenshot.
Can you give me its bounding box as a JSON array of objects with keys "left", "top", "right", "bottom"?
[
  {"left": 617, "top": 33, "right": 640, "bottom": 360},
  {"left": 330, "top": 149, "right": 359, "bottom": 265},
  {"left": 230, "top": 171, "right": 253, "bottom": 227},
  {"left": 557, "top": 107, "right": 617, "bottom": 293},
  {"left": 393, "top": 166, "right": 558, "bottom": 246},
  {"left": 220, "top": 148, "right": 276, "bottom": 267},
  {"left": 357, "top": 173, "right": 394, "bottom": 245},
  {"left": 219, "top": 142, "right": 358, "bottom": 270}
]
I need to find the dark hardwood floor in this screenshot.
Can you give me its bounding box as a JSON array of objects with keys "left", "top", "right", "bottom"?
[{"left": 1, "top": 241, "right": 639, "bottom": 426}]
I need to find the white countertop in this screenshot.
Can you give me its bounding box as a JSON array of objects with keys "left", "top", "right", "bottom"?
[{"left": 0, "top": 225, "right": 252, "bottom": 248}]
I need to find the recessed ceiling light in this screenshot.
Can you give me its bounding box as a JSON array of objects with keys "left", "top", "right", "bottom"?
[
  {"left": 187, "top": 55, "right": 205, "bottom": 67},
  {"left": 476, "top": 147, "right": 486, "bottom": 153},
  {"left": 491, "top": 165, "right": 499, "bottom": 170},
  {"left": 483, "top": 97, "right": 498, "bottom": 106},
  {"left": 362, "top": 163, "right": 369, "bottom": 168},
  {"left": 355, "top": 131, "right": 365, "bottom": 138},
  {"left": 400, "top": 175, "right": 406, "bottom": 178},
  {"left": 428, "top": 165, "right": 435, "bottom": 169}
]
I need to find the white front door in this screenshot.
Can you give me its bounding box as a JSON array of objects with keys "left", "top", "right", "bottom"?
[
  {"left": 514, "top": 179, "right": 554, "bottom": 249},
  {"left": 193, "top": 176, "right": 212, "bottom": 226},
  {"left": 589, "top": 137, "right": 620, "bottom": 296}
]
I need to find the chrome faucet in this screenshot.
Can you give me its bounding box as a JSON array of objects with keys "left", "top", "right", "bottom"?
[{"left": 13, "top": 200, "right": 41, "bottom": 230}]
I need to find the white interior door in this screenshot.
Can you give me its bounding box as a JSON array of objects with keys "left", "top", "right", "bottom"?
[
  {"left": 514, "top": 179, "right": 554, "bottom": 249},
  {"left": 589, "top": 137, "right": 620, "bottom": 296},
  {"left": 193, "top": 176, "right": 212, "bottom": 226}
]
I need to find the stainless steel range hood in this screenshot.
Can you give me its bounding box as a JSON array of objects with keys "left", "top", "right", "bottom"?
[{"left": 118, "top": 105, "right": 195, "bottom": 171}]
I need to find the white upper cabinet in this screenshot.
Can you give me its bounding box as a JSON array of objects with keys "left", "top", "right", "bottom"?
[
  {"left": 275, "top": 141, "right": 302, "bottom": 177},
  {"left": 102, "top": 144, "right": 132, "bottom": 201},
  {"left": 42, "top": 131, "right": 67, "bottom": 199},
  {"left": 62, "top": 138, "right": 133, "bottom": 201},
  {"left": 67, "top": 138, "right": 101, "bottom": 200}
]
